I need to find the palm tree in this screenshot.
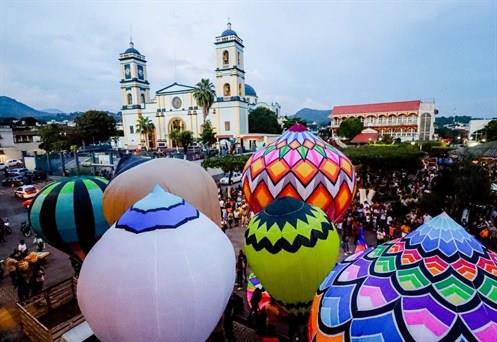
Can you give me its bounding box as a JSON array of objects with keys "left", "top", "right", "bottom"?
[
  {"left": 193, "top": 78, "right": 215, "bottom": 123},
  {"left": 136, "top": 116, "right": 155, "bottom": 149}
]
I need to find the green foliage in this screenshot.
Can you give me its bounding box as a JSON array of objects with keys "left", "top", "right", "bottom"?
[
  {"left": 193, "top": 79, "right": 215, "bottom": 122},
  {"left": 342, "top": 145, "right": 424, "bottom": 169},
  {"left": 435, "top": 116, "right": 473, "bottom": 126},
  {"left": 381, "top": 134, "right": 393, "bottom": 144},
  {"left": 39, "top": 124, "right": 68, "bottom": 152},
  {"left": 200, "top": 120, "right": 216, "bottom": 147},
  {"left": 170, "top": 129, "right": 194, "bottom": 153},
  {"left": 201, "top": 154, "right": 250, "bottom": 174},
  {"left": 75, "top": 110, "right": 117, "bottom": 144},
  {"left": 135, "top": 116, "right": 155, "bottom": 148},
  {"left": 485, "top": 120, "right": 497, "bottom": 141},
  {"left": 282, "top": 116, "right": 307, "bottom": 130},
  {"left": 338, "top": 118, "right": 363, "bottom": 140},
  {"left": 248, "top": 107, "right": 282, "bottom": 134}
]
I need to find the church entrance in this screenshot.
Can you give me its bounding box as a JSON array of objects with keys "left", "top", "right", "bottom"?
[{"left": 168, "top": 118, "right": 186, "bottom": 148}]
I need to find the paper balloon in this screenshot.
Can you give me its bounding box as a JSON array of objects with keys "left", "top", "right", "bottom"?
[
  {"left": 242, "top": 123, "right": 356, "bottom": 223},
  {"left": 78, "top": 186, "right": 235, "bottom": 342},
  {"left": 244, "top": 197, "right": 339, "bottom": 315},
  {"left": 29, "top": 176, "right": 109, "bottom": 261},
  {"left": 310, "top": 213, "right": 497, "bottom": 341},
  {"left": 103, "top": 158, "right": 221, "bottom": 225}
]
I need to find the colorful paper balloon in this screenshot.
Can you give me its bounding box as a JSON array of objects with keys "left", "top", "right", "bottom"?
[
  {"left": 103, "top": 158, "right": 221, "bottom": 225},
  {"left": 245, "top": 197, "right": 340, "bottom": 315},
  {"left": 247, "top": 273, "right": 271, "bottom": 310},
  {"left": 78, "top": 186, "right": 235, "bottom": 342},
  {"left": 310, "top": 212, "right": 497, "bottom": 341},
  {"left": 29, "top": 176, "right": 108, "bottom": 262},
  {"left": 242, "top": 123, "right": 356, "bottom": 223}
]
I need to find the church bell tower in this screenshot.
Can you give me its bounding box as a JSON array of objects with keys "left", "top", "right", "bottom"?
[{"left": 119, "top": 40, "right": 150, "bottom": 109}]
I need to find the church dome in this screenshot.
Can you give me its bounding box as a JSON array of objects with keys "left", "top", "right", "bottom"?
[
  {"left": 245, "top": 84, "right": 257, "bottom": 97},
  {"left": 221, "top": 22, "right": 237, "bottom": 37},
  {"left": 124, "top": 41, "right": 140, "bottom": 55}
]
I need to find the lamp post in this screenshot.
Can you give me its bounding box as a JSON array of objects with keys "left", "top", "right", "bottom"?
[{"left": 193, "top": 110, "right": 198, "bottom": 137}]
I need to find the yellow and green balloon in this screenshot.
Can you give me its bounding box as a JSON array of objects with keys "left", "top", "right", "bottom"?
[{"left": 244, "top": 197, "right": 340, "bottom": 315}]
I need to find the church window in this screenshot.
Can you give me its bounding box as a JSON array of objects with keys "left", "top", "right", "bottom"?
[
  {"left": 223, "top": 50, "right": 229, "bottom": 64},
  {"left": 127, "top": 93, "right": 133, "bottom": 105},
  {"left": 224, "top": 83, "right": 231, "bottom": 96},
  {"left": 141, "top": 94, "right": 145, "bottom": 104},
  {"left": 237, "top": 52, "right": 240, "bottom": 65},
  {"left": 224, "top": 121, "right": 231, "bottom": 131},
  {"left": 130, "top": 126, "right": 134, "bottom": 134},
  {"left": 239, "top": 84, "right": 242, "bottom": 96}
]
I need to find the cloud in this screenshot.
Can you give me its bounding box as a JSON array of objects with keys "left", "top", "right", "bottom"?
[{"left": 0, "top": 0, "right": 495, "bottom": 117}]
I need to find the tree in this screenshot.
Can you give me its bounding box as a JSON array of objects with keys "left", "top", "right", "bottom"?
[
  {"left": 248, "top": 107, "right": 282, "bottom": 134},
  {"left": 200, "top": 120, "right": 216, "bottom": 147},
  {"left": 337, "top": 118, "right": 363, "bottom": 140},
  {"left": 178, "top": 130, "right": 194, "bottom": 154},
  {"left": 193, "top": 78, "right": 215, "bottom": 123},
  {"left": 202, "top": 154, "right": 250, "bottom": 184},
  {"left": 484, "top": 120, "right": 497, "bottom": 141},
  {"left": 75, "top": 110, "right": 117, "bottom": 145},
  {"left": 381, "top": 134, "right": 394, "bottom": 144},
  {"left": 135, "top": 115, "right": 155, "bottom": 149},
  {"left": 282, "top": 116, "right": 307, "bottom": 130},
  {"left": 39, "top": 124, "right": 68, "bottom": 152}
]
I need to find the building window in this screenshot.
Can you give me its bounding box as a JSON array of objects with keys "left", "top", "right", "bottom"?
[
  {"left": 127, "top": 93, "right": 132, "bottom": 105},
  {"left": 224, "top": 121, "right": 231, "bottom": 131},
  {"left": 419, "top": 113, "right": 432, "bottom": 140},
  {"left": 141, "top": 94, "right": 145, "bottom": 104},
  {"left": 224, "top": 83, "right": 231, "bottom": 96},
  {"left": 238, "top": 84, "right": 242, "bottom": 96},
  {"left": 130, "top": 126, "right": 134, "bottom": 134},
  {"left": 237, "top": 51, "right": 240, "bottom": 65},
  {"left": 223, "top": 50, "right": 229, "bottom": 64}
]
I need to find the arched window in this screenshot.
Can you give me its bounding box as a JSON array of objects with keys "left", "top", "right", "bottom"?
[
  {"left": 237, "top": 51, "right": 241, "bottom": 65},
  {"left": 223, "top": 50, "right": 229, "bottom": 64},
  {"left": 141, "top": 94, "right": 145, "bottom": 104},
  {"left": 238, "top": 84, "right": 242, "bottom": 96},
  {"left": 224, "top": 83, "right": 231, "bottom": 96},
  {"left": 127, "top": 93, "right": 132, "bottom": 105}
]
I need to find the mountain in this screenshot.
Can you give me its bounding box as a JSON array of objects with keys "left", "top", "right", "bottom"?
[
  {"left": 41, "top": 108, "right": 65, "bottom": 114},
  {"left": 289, "top": 108, "right": 331, "bottom": 125},
  {"left": 0, "top": 96, "right": 50, "bottom": 118}
]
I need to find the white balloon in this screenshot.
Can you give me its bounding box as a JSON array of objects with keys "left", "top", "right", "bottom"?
[{"left": 77, "top": 186, "right": 235, "bottom": 342}]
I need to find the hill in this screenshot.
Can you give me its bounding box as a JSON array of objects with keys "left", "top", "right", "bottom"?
[
  {"left": 289, "top": 108, "right": 331, "bottom": 125},
  {"left": 0, "top": 96, "right": 51, "bottom": 117}
]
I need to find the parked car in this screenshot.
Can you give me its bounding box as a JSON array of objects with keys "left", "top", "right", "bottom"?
[
  {"left": 23, "top": 169, "right": 47, "bottom": 182},
  {"left": 0, "top": 163, "right": 6, "bottom": 171},
  {"left": 15, "top": 185, "right": 40, "bottom": 199},
  {"left": 6, "top": 159, "right": 23, "bottom": 167},
  {"left": 219, "top": 172, "right": 243, "bottom": 185},
  {"left": 8, "top": 168, "right": 29, "bottom": 176},
  {"left": 2, "top": 176, "right": 24, "bottom": 187}
]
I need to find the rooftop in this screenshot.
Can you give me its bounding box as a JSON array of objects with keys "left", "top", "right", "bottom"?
[{"left": 332, "top": 100, "right": 421, "bottom": 115}]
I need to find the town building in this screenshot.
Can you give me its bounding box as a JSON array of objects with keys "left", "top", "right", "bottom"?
[
  {"left": 330, "top": 100, "right": 437, "bottom": 141},
  {"left": 120, "top": 22, "right": 280, "bottom": 150}
]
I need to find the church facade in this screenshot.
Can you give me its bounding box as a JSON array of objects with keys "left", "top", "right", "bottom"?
[{"left": 119, "top": 23, "right": 278, "bottom": 150}]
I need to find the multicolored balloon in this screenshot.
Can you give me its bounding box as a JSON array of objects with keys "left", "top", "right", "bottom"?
[
  {"left": 310, "top": 212, "right": 497, "bottom": 341},
  {"left": 78, "top": 186, "right": 235, "bottom": 341},
  {"left": 245, "top": 197, "right": 340, "bottom": 315},
  {"left": 247, "top": 273, "right": 271, "bottom": 310},
  {"left": 242, "top": 123, "right": 356, "bottom": 223},
  {"left": 29, "top": 176, "right": 108, "bottom": 262},
  {"left": 103, "top": 158, "right": 221, "bottom": 225}
]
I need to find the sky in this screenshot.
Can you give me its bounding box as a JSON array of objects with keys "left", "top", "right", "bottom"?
[{"left": 0, "top": 0, "right": 496, "bottom": 117}]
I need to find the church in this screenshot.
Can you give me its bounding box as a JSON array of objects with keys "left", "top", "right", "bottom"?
[{"left": 119, "top": 22, "right": 280, "bottom": 150}]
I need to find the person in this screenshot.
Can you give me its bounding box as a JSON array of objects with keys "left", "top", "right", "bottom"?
[
  {"left": 17, "top": 240, "right": 28, "bottom": 255},
  {"left": 376, "top": 228, "right": 386, "bottom": 245},
  {"left": 238, "top": 250, "right": 247, "bottom": 284},
  {"left": 30, "top": 265, "right": 45, "bottom": 296},
  {"left": 224, "top": 292, "right": 242, "bottom": 342},
  {"left": 264, "top": 298, "right": 281, "bottom": 338},
  {"left": 235, "top": 256, "right": 244, "bottom": 289},
  {"left": 6, "top": 251, "right": 20, "bottom": 287},
  {"left": 249, "top": 287, "right": 262, "bottom": 324},
  {"left": 33, "top": 236, "right": 45, "bottom": 252}
]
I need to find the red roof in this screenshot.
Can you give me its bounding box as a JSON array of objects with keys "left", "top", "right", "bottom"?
[
  {"left": 350, "top": 132, "right": 379, "bottom": 144},
  {"left": 332, "top": 100, "right": 421, "bottom": 115}
]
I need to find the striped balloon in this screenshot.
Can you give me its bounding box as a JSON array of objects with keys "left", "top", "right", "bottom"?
[{"left": 29, "top": 176, "right": 109, "bottom": 262}]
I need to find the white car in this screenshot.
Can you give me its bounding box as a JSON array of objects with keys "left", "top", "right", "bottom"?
[
  {"left": 219, "top": 172, "right": 242, "bottom": 185},
  {"left": 15, "top": 185, "right": 40, "bottom": 199},
  {"left": 6, "top": 159, "right": 23, "bottom": 167},
  {"left": 0, "top": 163, "right": 6, "bottom": 171}
]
